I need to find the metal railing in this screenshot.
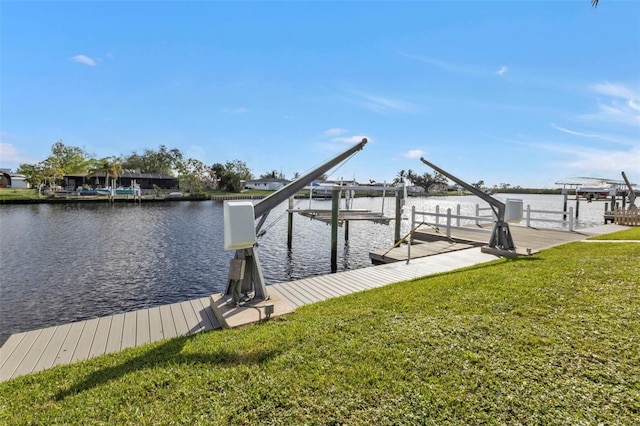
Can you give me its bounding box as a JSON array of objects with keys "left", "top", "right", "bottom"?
[{"left": 412, "top": 203, "right": 576, "bottom": 237}]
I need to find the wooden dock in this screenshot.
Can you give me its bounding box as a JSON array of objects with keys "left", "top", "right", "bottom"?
[
  {"left": 0, "top": 297, "right": 220, "bottom": 382},
  {"left": 0, "top": 223, "right": 627, "bottom": 382},
  {"left": 369, "top": 223, "right": 627, "bottom": 264}
]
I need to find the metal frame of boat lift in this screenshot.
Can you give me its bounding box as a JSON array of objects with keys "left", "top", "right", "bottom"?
[
  {"left": 420, "top": 157, "right": 517, "bottom": 253},
  {"left": 223, "top": 138, "right": 368, "bottom": 306}
]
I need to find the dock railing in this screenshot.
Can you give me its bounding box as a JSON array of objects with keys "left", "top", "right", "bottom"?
[
  {"left": 411, "top": 205, "right": 494, "bottom": 240},
  {"left": 412, "top": 203, "right": 575, "bottom": 238}
]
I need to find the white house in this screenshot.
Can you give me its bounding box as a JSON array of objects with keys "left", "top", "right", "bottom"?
[
  {"left": 0, "top": 169, "right": 30, "bottom": 189},
  {"left": 244, "top": 177, "right": 290, "bottom": 191}
]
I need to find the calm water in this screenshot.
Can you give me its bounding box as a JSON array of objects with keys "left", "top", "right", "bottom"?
[{"left": 0, "top": 194, "right": 608, "bottom": 344}]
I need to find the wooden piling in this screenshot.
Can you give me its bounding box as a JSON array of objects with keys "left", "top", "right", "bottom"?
[
  {"left": 287, "top": 196, "right": 294, "bottom": 249},
  {"left": 345, "top": 220, "right": 349, "bottom": 242},
  {"left": 331, "top": 187, "right": 340, "bottom": 273},
  {"left": 395, "top": 190, "right": 402, "bottom": 244}
]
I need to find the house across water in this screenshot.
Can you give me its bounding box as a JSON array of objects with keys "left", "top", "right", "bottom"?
[{"left": 64, "top": 171, "right": 179, "bottom": 191}]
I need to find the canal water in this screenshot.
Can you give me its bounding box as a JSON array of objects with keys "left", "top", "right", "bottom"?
[{"left": 0, "top": 194, "right": 608, "bottom": 345}]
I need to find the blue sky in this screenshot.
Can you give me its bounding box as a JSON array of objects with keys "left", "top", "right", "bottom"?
[{"left": 1, "top": 1, "right": 639, "bottom": 188}]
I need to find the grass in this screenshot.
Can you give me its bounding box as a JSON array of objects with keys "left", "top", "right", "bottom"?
[
  {"left": 588, "top": 226, "right": 640, "bottom": 240},
  {"left": 1, "top": 230, "right": 639, "bottom": 424},
  {"left": 0, "top": 188, "right": 43, "bottom": 200}
]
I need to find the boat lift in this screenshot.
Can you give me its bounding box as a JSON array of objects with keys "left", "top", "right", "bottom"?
[
  {"left": 420, "top": 157, "right": 517, "bottom": 253},
  {"left": 222, "top": 138, "right": 368, "bottom": 306}
]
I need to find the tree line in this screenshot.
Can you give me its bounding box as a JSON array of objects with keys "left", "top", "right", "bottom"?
[{"left": 17, "top": 141, "right": 253, "bottom": 194}]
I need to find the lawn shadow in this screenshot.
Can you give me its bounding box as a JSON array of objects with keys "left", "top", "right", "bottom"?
[{"left": 55, "top": 335, "right": 279, "bottom": 401}]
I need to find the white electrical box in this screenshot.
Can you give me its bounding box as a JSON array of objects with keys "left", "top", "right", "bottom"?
[
  {"left": 223, "top": 201, "right": 256, "bottom": 250},
  {"left": 504, "top": 199, "right": 523, "bottom": 223}
]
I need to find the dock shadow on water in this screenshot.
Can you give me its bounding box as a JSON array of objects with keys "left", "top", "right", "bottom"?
[{"left": 55, "top": 335, "right": 280, "bottom": 401}]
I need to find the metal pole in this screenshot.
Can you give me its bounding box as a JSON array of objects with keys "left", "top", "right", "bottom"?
[
  {"left": 395, "top": 190, "right": 402, "bottom": 244},
  {"left": 526, "top": 204, "right": 531, "bottom": 227},
  {"left": 345, "top": 221, "right": 349, "bottom": 242},
  {"left": 287, "top": 196, "right": 294, "bottom": 249},
  {"left": 569, "top": 207, "right": 574, "bottom": 231},
  {"left": 331, "top": 187, "right": 339, "bottom": 273}
]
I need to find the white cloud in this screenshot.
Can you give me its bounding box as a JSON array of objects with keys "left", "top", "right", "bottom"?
[
  {"left": 400, "top": 52, "right": 479, "bottom": 74},
  {"left": 582, "top": 82, "right": 640, "bottom": 127},
  {"left": 324, "top": 128, "right": 348, "bottom": 136},
  {"left": 550, "top": 124, "right": 600, "bottom": 138},
  {"left": 590, "top": 82, "right": 640, "bottom": 100},
  {"left": 0, "top": 143, "right": 37, "bottom": 167},
  {"left": 402, "top": 149, "right": 425, "bottom": 159},
  {"left": 71, "top": 54, "right": 97, "bottom": 66},
  {"left": 495, "top": 66, "right": 508, "bottom": 76},
  {"left": 332, "top": 135, "right": 370, "bottom": 144},
  {"left": 565, "top": 146, "right": 640, "bottom": 172},
  {"left": 348, "top": 91, "right": 414, "bottom": 115},
  {"left": 222, "top": 107, "right": 249, "bottom": 114},
  {"left": 538, "top": 142, "right": 640, "bottom": 174}
]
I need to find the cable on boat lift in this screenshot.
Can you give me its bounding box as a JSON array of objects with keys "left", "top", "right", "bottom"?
[{"left": 256, "top": 150, "right": 361, "bottom": 239}]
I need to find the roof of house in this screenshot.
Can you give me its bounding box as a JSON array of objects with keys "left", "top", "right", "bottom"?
[
  {"left": 65, "top": 172, "right": 177, "bottom": 180},
  {"left": 246, "top": 178, "right": 290, "bottom": 184}
]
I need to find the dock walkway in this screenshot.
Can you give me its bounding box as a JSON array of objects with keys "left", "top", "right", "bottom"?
[{"left": 0, "top": 224, "right": 627, "bottom": 382}]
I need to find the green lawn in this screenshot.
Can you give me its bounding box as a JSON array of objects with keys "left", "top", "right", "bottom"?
[
  {"left": 0, "top": 188, "right": 43, "bottom": 200},
  {"left": 588, "top": 226, "right": 640, "bottom": 240},
  {"left": 1, "top": 230, "right": 638, "bottom": 424}
]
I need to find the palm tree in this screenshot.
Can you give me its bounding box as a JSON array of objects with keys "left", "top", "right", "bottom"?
[
  {"left": 591, "top": 0, "right": 599, "bottom": 7},
  {"left": 89, "top": 156, "right": 124, "bottom": 188}
]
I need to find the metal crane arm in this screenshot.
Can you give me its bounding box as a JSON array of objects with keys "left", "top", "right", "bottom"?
[
  {"left": 420, "top": 157, "right": 505, "bottom": 219},
  {"left": 253, "top": 138, "right": 367, "bottom": 219}
]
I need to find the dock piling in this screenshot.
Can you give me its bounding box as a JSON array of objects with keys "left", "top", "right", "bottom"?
[{"left": 331, "top": 188, "right": 339, "bottom": 272}]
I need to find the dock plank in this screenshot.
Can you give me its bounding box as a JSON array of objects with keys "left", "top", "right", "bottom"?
[
  {"left": 136, "top": 309, "right": 150, "bottom": 347},
  {"left": 287, "top": 280, "right": 325, "bottom": 302},
  {"left": 269, "top": 284, "right": 304, "bottom": 308},
  {"left": 0, "top": 330, "right": 42, "bottom": 380},
  {"left": 54, "top": 321, "right": 85, "bottom": 366},
  {"left": 32, "top": 323, "right": 72, "bottom": 373},
  {"left": 12, "top": 327, "right": 56, "bottom": 378},
  {"left": 170, "top": 302, "right": 189, "bottom": 336},
  {"left": 272, "top": 282, "right": 317, "bottom": 306},
  {"left": 0, "top": 332, "right": 25, "bottom": 370},
  {"left": 300, "top": 278, "right": 342, "bottom": 299},
  {"left": 180, "top": 300, "right": 201, "bottom": 335},
  {"left": 148, "top": 306, "right": 164, "bottom": 342},
  {"left": 159, "top": 304, "right": 177, "bottom": 339},
  {"left": 89, "top": 316, "right": 112, "bottom": 359},
  {"left": 105, "top": 313, "right": 125, "bottom": 354},
  {"left": 71, "top": 317, "right": 99, "bottom": 363},
  {"left": 191, "top": 298, "right": 219, "bottom": 331},
  {"left": 311, "top": 275, "right": 355, "bottom": 296},
  {"left": 270, "top": 282, "right": 305, "bottom": 308},
  {"left": 121, "top": 311, "right": 137, "bottom": 350}
]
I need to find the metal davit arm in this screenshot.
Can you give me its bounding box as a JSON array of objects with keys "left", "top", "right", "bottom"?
[
  {"left": 419, "top": 157, "right": 515, "bottom": 251},
  {"left": 420, "top": 157, "right": 505, "bottom": 219},
  {"left": 253, "top": 138, "right": 367, "bottom": 220}
]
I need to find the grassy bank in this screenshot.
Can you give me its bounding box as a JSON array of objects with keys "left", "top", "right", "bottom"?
[{"left": 1, "top": 230, "right": 638, "bottom": 424}]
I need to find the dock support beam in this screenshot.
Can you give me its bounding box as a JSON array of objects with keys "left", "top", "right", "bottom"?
[
  {"left": 331, "top": 187, "right": 340, "bottom": 273},
  {"left": 394, "top": 190, "right": 402, "bottom": 244},
  {"left": 287, "top": 196, "right": 294, "bottom": 249}
]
